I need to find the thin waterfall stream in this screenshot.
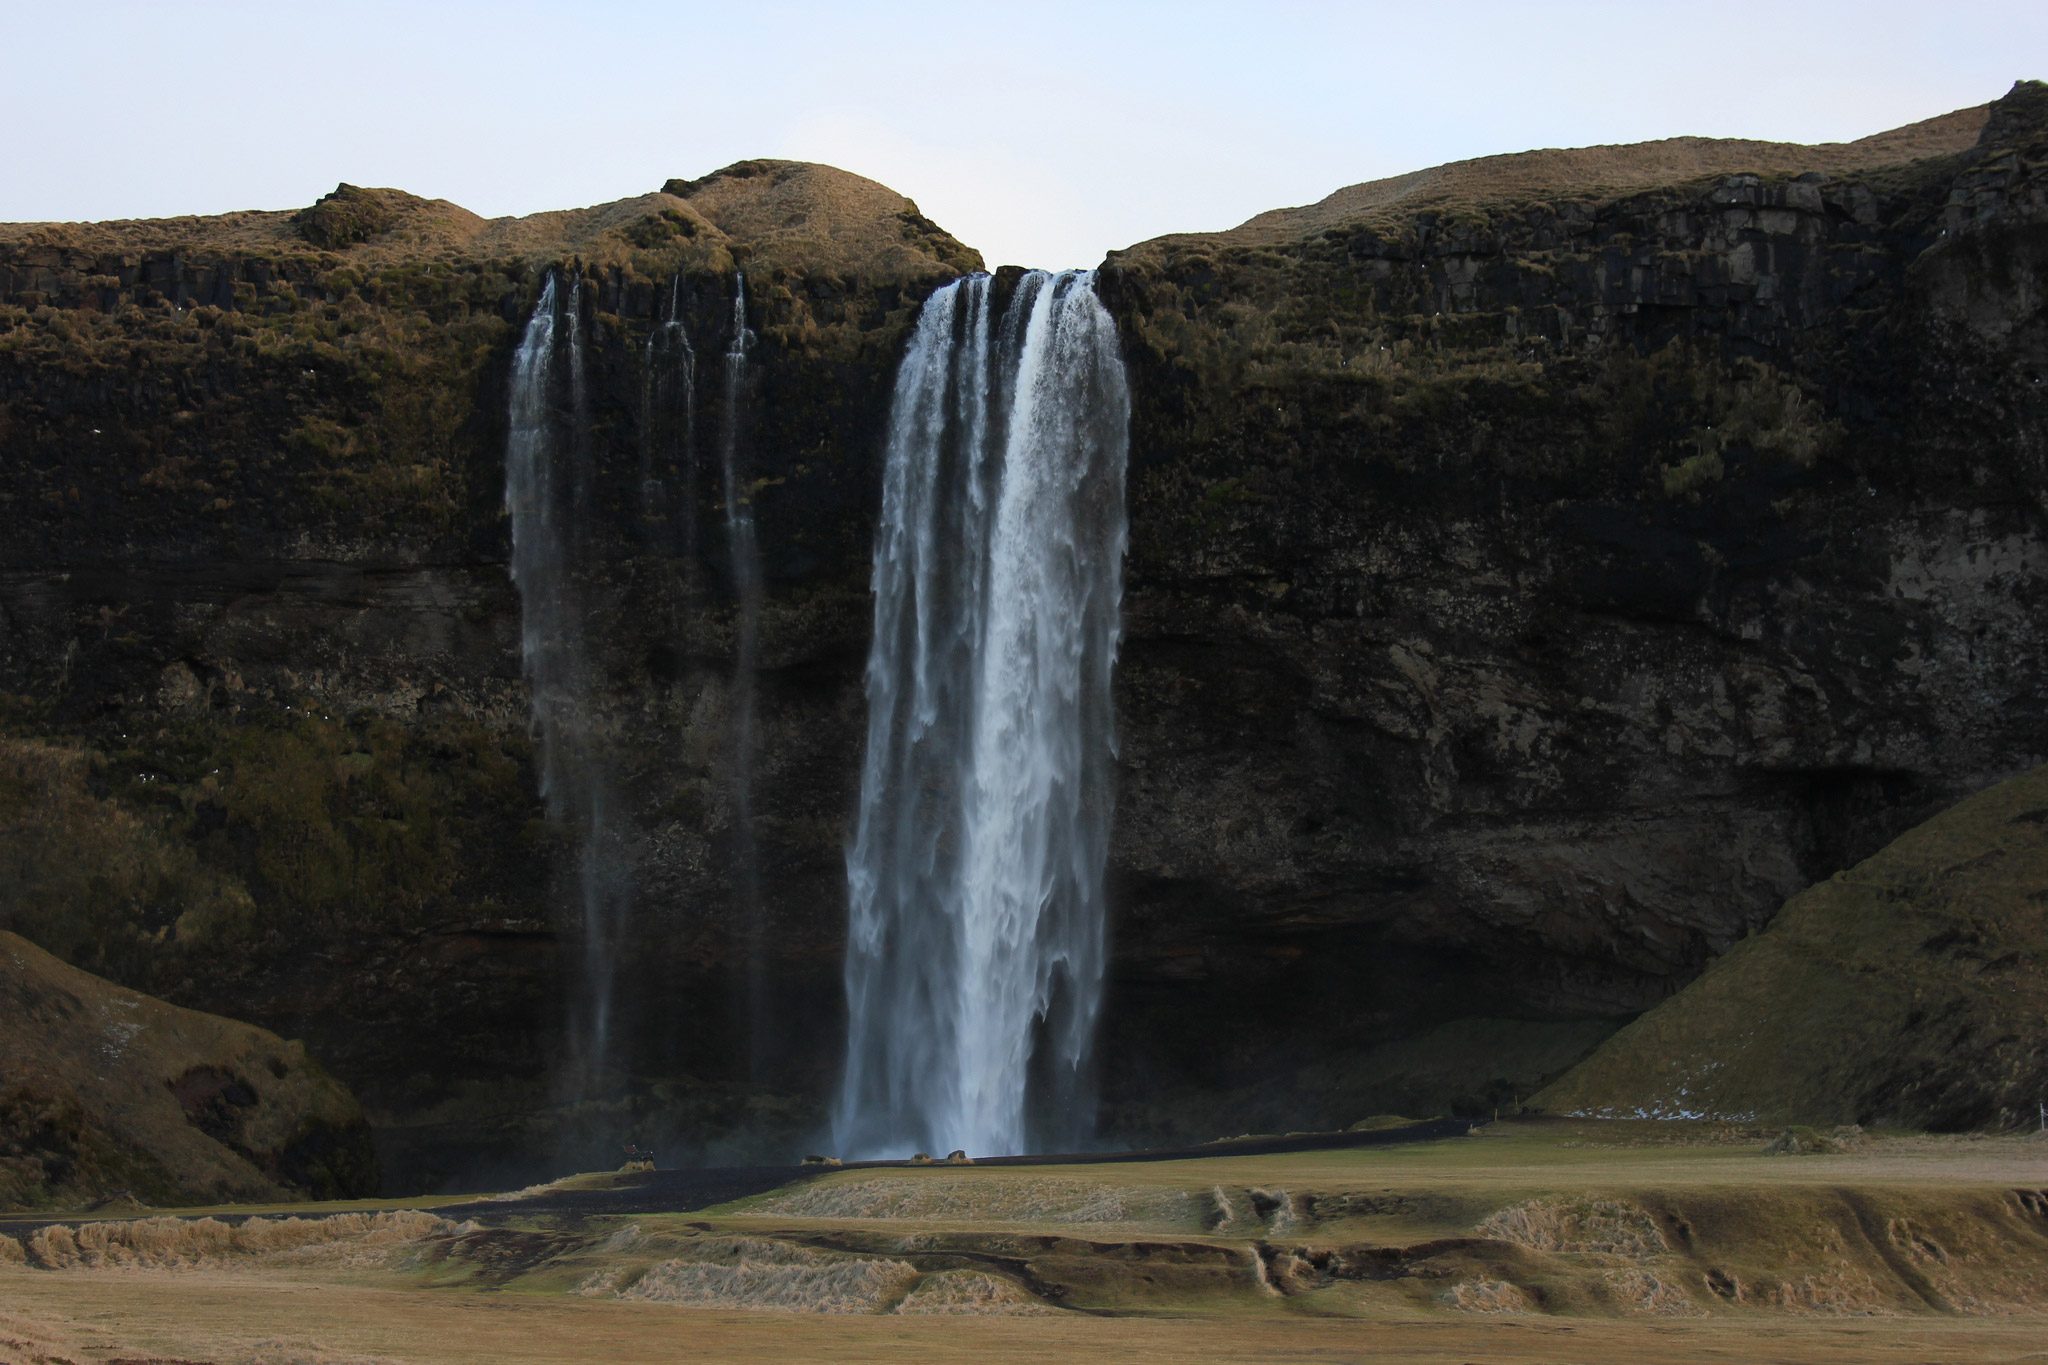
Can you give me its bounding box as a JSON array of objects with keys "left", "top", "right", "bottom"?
[
  {"left": 719, "top": 274, "right": 768, "bottom": 1076},
  {"left": 505, "top": 271, "right": 633, "bottom": 1099},
  {"left": 641, "top": 274, "right": 695, "bottom": 554},
  {"left": 835, "top": 270, "right": 1130, "bottom": 1159}
]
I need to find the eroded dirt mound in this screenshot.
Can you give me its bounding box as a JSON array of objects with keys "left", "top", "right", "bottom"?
[
  {"left": 1532, "top": 764, "right": 2048, "bottom": 1128},
  {"left": 0, "top": 930, "right": 376, "bottom": 1209}
]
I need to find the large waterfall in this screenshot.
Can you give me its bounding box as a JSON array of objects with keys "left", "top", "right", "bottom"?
[
  {"left": 834, "top": 270, "right": 1131, "bottom": 1159},
  {"left": 505, "top": 272, "right": 632, "bottom": 1095}
]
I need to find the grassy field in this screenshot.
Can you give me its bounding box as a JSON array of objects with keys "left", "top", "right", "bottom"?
[{"left": 4, "top": 1119, "right": 2046, "bottom": 1364}]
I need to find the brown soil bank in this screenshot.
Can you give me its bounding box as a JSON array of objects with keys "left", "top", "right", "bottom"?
[
  {"left": 1533, "top": 763, "right": 2048, "bottom": 1128},
  {"left": 0, "top": 84, "right": 2044, "bottom": 1186},
  {"left": 0, "top": 929, "right": 374, "bottom": 1210}
]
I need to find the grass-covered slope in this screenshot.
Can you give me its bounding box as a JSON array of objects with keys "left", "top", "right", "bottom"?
[
  {"left": 0, "top": 929, "right": 375, "bottom": 1210},
  {"left": 1533, "top": 765, "right": 2048, "bottom": 1129}
]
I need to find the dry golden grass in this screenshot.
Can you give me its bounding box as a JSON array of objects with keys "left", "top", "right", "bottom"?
[
  {"left": 0, "top": 161, "right": 980, "bottom": 284},
  {"left": 1209, "top": 103, "right": 1989, "bottom": 246},
  {"left": 5, "top": 1266, "right": 2047, "bottom": 1363},
  {"left": 7, "top": 1123, "right": 2048, "bottom": 1359}
]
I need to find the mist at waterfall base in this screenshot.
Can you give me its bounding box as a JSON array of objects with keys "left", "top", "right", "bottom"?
[
  {"left": 499, "top": 266, "right": 1127, "bottom": 1176},
  {"left": 836, "top": 270, "right": 1131, "bottom": 1160}
]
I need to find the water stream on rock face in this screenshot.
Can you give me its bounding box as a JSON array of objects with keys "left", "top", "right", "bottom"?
[
  {"left": 506, "top": 272, "right": 633, "bottom": 1099},
  {"left": 719, "top": 274, "right": 768, "bottom": 1077},
  {"left": 640, "top": 275, "right": 696, "bottom": 555},
  {"left": 834, "top": 270, "right": 1130, "bottom": 1159}
]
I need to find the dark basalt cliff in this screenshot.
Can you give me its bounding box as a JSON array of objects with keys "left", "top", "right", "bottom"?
[
  {"left": 1089, "top": 82, "right": 2048, "bottom": 1137},
  {"left": 0, "top": 86, "right": 2042, "bottom": 1190}
]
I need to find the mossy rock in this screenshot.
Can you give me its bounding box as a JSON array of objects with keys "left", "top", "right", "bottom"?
[{"left": 294, "top": 184, "right": 399, "bottom": 249}]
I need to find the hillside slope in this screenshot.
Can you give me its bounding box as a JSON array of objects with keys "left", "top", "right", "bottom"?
[
  {"left": 1, "top": 928, "right": 374, "bottom": 1209},
  {"left": 1531, "top": 763, "right": 2048, "bottom": 1129}
]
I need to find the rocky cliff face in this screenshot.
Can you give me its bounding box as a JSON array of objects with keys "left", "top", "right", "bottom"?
[
  {"left": 1089, "top": 81, "right": 2048, "bottom": 1138},
  {"left": 0, "top": 88, "right": 2042, "bottom": 1188},
  {"left": 0, "top": 163, "right": 977, "bottom": 1184}
]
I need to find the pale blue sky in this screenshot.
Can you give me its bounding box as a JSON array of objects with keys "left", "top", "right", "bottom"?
[{"left": 8, "top": 1, "right": 2042, "bottom": 267}]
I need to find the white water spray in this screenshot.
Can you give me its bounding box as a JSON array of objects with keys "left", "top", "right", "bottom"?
[{"left": 835, "top": 270, "right": 1130, "bottom": 1158}]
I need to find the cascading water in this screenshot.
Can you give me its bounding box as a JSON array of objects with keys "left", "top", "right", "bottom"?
[
  {"left": 640, "top": 274, "right": 696, "bottom": 553},
  {"left": 506, "top": 271, "right": 632, "bottom": 1097},
  {"left": 835, "top": 270, "right": 1130, "bottom": 1159},
  {"left": 719, "top": 274, "right": 768, "bottom": 1074}
]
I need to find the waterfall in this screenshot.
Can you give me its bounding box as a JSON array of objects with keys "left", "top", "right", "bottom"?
[
  {"left": 719, "top": 273, "right": 768, "bottom": 1074},
  {"left": 505, "top": 271, "right": 632, "bottom": 1097},
  {"left": 835, "top": 270, "right": 1130, "bottom": 1159},
  {"left": 640, "top": 275, "right": 695, "bottom": 554}
]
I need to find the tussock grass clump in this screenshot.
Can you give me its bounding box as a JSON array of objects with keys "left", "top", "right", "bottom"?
[
  {"left": 1602, "top": 1267, "right": 1705, "bottom": 1316},
  {"left": 1479, "top": 1198, "right": 1666, "bottom": 1258},
  {"left": 1441, "top": 1278, "right": 1533, "bottom": 1312},
  {"left": 232, "top": 1338, "right": 406, "bottom": 1365},
  {"left": 893, "top": 1269, "right": 1060, "bottom": 1315}
]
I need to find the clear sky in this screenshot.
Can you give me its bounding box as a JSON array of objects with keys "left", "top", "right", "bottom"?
[{"left": 7, "top": 1, "right": 2042, "bottom": 269}]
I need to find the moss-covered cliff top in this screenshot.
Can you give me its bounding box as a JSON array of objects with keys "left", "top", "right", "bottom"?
[
  {"left": 0, "top": 158, "right": 983, "bottom": 565},
  {"left": 0, "top": 159, "right": 982, "bottom": 283},
  {"left": 1131, "top": 100, "right": 1994, "bottom": 253}
]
